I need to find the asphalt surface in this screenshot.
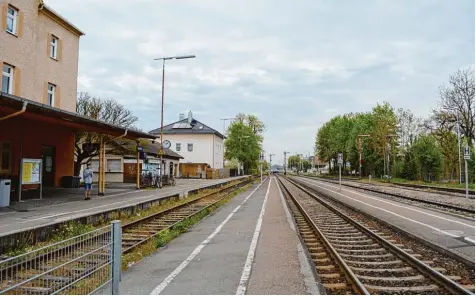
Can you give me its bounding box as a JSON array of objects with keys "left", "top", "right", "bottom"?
[
  {"left": 293, "top": 176, "right": 476, "bottom": 263},
  {"left": 0, "top": 177, "right": 246, "bottom": 236},
  {"left": 113, "top": 177, "right": 318, "bottom": 295}
]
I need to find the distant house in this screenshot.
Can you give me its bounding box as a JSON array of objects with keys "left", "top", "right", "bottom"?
[{"left": 149, "top": 111, "right": 225, "bottom": 177}]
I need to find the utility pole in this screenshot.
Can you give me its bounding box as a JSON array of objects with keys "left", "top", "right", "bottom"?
[
  {"left": 464, "top": 146, "right": 470, "bottom": 198},
  {"left": 269, "top": 154, "right": 275, "bottom": 173},
  {"left": 357, "top": 134, "right": 370, "bottom": 179},
  {"left": 284, "top": 151, "right": 290, "bottom": 175},
  {"left": 385, "top": 134, "right": 397, "bottom": 182}
]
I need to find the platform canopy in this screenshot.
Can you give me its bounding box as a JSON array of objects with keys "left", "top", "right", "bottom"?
[{"left": 0, "top": 92, "right": 155, "bottom": 140}]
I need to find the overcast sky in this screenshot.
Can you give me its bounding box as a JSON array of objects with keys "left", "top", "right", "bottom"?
[{"left": 47, "top": 0, "right": 474, "bottom": 165}]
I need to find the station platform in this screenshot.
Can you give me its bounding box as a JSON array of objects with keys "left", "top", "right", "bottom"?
[
  {"left": 0, "top": 177, "right": 246, "bottom": 237},
  {"left": 113, "top": 177, "right": 320, "bottom": 295},
  {"left": 292, "top": 176, "right": 475, "bottom": 264}
]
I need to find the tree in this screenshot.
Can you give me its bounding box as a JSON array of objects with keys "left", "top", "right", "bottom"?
[
  {"left": 287, "top": 155, "right": 301, "bottom": 170},
  {"left": 74, "top": 92, "right": 138, "bottom": 176},
  {"left": 396, "top": 108, "right": 423, "bottom": 149},
  {"left": 224, "top": 122, "right": 261, "bottom": 175},
  {"left": 410, "top": 135, "right": 444, "bottom": 181},
  {"left": 433, "top": 68, "right": 475, "bottom": 146}
]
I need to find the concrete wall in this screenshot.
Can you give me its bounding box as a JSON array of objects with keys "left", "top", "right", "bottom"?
[
  {"left": 0, "top": 0, "right": 81, "bottom": 112},
  {"left": 163, "top": 134, "right": 224, "bottom": 169}
]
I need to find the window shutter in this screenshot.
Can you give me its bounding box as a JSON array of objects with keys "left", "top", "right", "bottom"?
[
  {"left": 14, "top": 67, "right": 21, "bottom": 96},
  {"left": 46, "top": 33, "right": 51, "bottom": 56},
  {"left": 55, "top": 85, "right": 61, "bottom": 108},
  {"left": 43, "top": 82, "right": 48, "bottom": 104},
  {"left": 17, "top": 11, "right": 24, "bottom": 37},
  {"left": 57, "top": 38, "right": 62, "bottom": 61},
  {"left": 1, "top": 4, "right": 6, "bottom": 31}
]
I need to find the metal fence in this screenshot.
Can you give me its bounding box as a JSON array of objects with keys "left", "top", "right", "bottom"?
[{"left": 0, "top": 221, "right": 122, "bottom": 295}]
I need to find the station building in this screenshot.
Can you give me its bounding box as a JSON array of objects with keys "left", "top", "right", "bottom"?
[{"left": 0, "top": 0, "right": 154, "bottom": 201}]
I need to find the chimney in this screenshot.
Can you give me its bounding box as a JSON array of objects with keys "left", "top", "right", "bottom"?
[{"left": 179, "top": 113, "right": 185, "bottom": 120}]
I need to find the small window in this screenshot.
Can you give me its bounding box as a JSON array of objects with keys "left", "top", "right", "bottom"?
[
  {"left": 187, "top": 143, "right": 193, "bottom": 152},
  {"left": 50, "top": 36, "right": 58, "bottom": 59},
  {"left": 47, "top": 83, "right": 56, "bottom": 106},
  {"left": 107, "top": 159, "right": 122, "bottom": 172},
  {"left": 0, "top": 142, "right": 12, "bottom": 172},
  {"left": 6, "top": 6, "right": 18, "bottom": 34},
  {"left": 89, "top": 160, "right": 99, "bottom": 172},
  {"left": 176, "top": 143, "right": 181, "bottom": 152},
  {"left": 1, "top": 64, "right": 13, "bottom": 94}
]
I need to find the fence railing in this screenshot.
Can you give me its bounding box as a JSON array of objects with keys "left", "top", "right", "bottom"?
[{"left": 0, "top": 221, "right": 122, "bottom": 295}]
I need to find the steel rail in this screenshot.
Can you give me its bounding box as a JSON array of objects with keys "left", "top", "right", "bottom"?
[
  {"left": 300, "top": 175, "right": 474, "bottom": 214},
  {"left": 276, "top": 176, "right": 370, "bottom": 295},
  {"left": 284, "top": 176, "right": 473, "bottom": 295}
]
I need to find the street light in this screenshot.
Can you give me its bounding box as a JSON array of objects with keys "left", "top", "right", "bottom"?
[
  {"left": 284, "top": 151, "right": 290, "bottom": 175},
  {"left": 154, "top": 55, "right": 196, "bottom": 186},
  {"left": 446, "top": 108, "right": 463, "bottom": 183},
  {"left": 357, "top": 135, "right": 370, "bottom": 179}
]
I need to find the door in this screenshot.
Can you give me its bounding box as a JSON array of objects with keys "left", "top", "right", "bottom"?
[{"left": 41, "top": 146, "right": 55, "bottom": 187}]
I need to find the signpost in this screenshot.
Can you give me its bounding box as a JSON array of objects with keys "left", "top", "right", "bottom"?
[
  {"left": 338, "top": 153, "right": 343, "bottom": 191},
  {"left": 464, "top": 146, "right": 470, "bottom": 199},
  {"left": 259, "top": 153, "right": 264, "bottom": 182},
  {"left": 19, "top": 158, "right": 43, "bottom": 201}
]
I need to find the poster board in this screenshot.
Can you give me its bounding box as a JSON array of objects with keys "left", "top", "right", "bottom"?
[
  {"left": 19, "top": 158, "right": 43, "bottom": 201},
  {"left": 21, "top": 158, "right": 42, "bottom": 184}
]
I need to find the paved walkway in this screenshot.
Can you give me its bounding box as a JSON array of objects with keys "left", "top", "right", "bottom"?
[
  {"left": 293, "top": 176, "right": 475, "bottom": 263},
  {"left": 0, "top": 177, "right": 245, "bottom": 236},
  {"left": 113, "top": 177, "right": 319, "bottom": 295}
]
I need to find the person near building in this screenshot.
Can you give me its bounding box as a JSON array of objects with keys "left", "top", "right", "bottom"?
[{"left": 83, "top": 163, "right": 93, "bottom": 200}]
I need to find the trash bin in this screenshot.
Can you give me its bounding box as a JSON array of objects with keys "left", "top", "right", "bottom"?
[{"left": 0, "top": 179, "right": 11, "bottom": 207}]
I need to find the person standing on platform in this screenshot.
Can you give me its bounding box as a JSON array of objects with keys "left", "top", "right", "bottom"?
[{"left": 83, "top": 163, "right": 93, "bottom": 200}]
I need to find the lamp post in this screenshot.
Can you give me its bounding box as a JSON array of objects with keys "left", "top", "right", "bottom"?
[
  {"left": 154, "top": 55, "right": 195, "bottom": 186},
  {"left": 269, "top": 154, "right": 275, "bottom": 175},
  {"left": 284, "top": 151, "right": 290, "bottom": 175},
  {"left": 357, "top": 135, "right": 370, "bottom": 179}
]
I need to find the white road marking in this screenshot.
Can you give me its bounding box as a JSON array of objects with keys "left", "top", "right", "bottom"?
[
  {"left": 296, "top": 178, "right": 473, "bottom": 238},
  {"left": 299, "top": 178, "right": 475, "bottom": 228},
  {"left": 274, "top": 178, "right": 320, "bottom": 295},
  {"left": 150, "top": 178, "right": 268, "bottom": 295},
  {"left": 236, "top": 177, "right": 272, "bottom": 295},
  {"left": 464, "top": 237, "right": 475, "bottom": 244}
]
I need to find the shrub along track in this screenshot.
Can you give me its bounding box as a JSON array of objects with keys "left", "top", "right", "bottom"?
[
  {"left": 0, "top": 177, "right": 256, "bottom": 295},
  {"left": 277, "top": 175, "right": 474, "bottom": 295}
]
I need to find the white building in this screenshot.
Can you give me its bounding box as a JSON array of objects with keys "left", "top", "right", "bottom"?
[{"left": 149, "top": 112, "right": 225, "bottom": 170}]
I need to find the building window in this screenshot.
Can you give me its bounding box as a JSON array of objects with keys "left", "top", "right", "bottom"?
[
  {"left": 89, "top": 160, "right": 99, "bottom": 172},
  {"left": 107, "top": 159, "right": 122, "bottom": 172},
  {"left": 47, "top": 83, "right": 56, "bottom": 106},
  {"left": 1, "top": 64, "right": 13, "bottom": 94},
  {"left": 187, "top": 143, "right": 193, "bottom": 152},
  {"left": 0, "top": 142, "right": 12, "bottom": 173},
  {"left": 176, "top": 143, "right": 181, "bottom": 152},
  {"left": 6, "top": 6, "right": 18, "bottom": 34},
  {"left": 50, "top": 36, "right": 58, "bottom": 59}
]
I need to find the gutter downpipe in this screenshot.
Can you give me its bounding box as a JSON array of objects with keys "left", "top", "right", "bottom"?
[{"left": 0, "top": 101, "right": 28, "bottom": 122}]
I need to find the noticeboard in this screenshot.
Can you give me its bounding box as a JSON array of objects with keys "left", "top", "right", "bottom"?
[{"left": 21, "top": 158, "right": 42, "bottom": 185}]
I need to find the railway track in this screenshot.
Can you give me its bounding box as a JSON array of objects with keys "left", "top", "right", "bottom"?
[
  {"left": 0, "top": 177, "right": 255, "bottom": 295},
  {"left": 312, "top": 175, "right": 474, "bottom": 195},
  {"left": 298, "top": 175, "right": 474, "bottom": 216},
  {"left": 277, "top": 175, "right": 474, "bottom": 295}
]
